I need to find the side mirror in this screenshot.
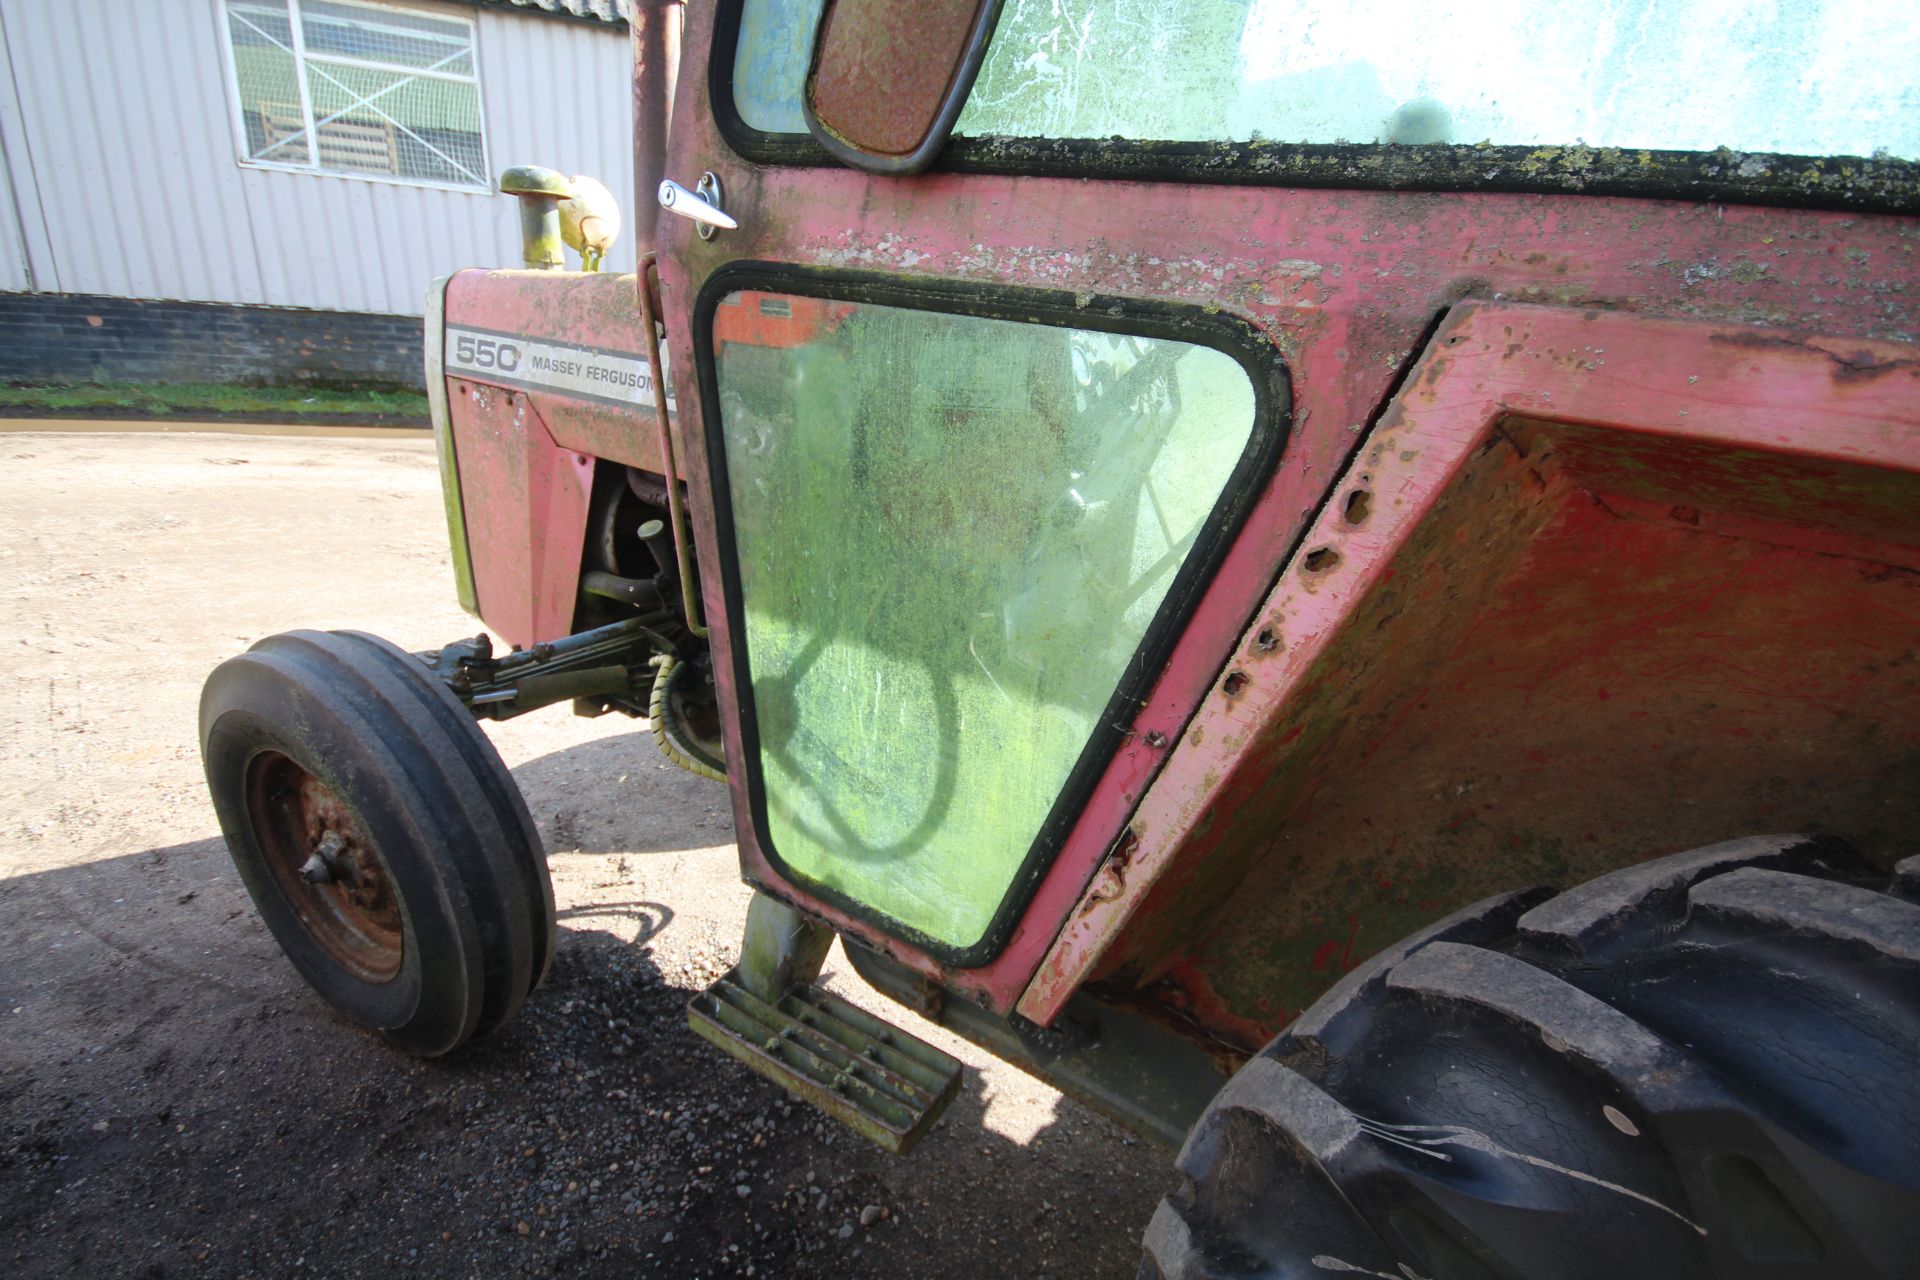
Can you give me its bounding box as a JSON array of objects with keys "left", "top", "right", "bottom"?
[{"left": 803, "top": 0, "right": 1003, "bottom": 176}]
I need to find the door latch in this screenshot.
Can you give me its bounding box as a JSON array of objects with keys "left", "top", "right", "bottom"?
[{"left": 658, "top": 171, "right": 737, "bottom": 240}]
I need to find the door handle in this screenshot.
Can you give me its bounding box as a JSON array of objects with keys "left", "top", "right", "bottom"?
[{"left": 658, "top": 172, "right": 737, "bottom": 239}]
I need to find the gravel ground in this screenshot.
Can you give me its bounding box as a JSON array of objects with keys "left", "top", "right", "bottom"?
[{"left": 0, "top": 431, "right": 1170, "bottom": 1278}]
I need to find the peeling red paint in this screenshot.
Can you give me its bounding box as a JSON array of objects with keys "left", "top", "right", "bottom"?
[
  {"left": 445, "top": 379, "right": 592, "bottom": 648},
  {"left": 624, "top": 3, "right": 1920, "bottom": 1034},
  {"left": 1018, "top": 305, "right": 1920, "bottom": 1032}
]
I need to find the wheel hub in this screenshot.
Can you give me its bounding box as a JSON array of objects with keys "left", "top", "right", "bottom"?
[{"left": 246, "top": 752, "right": 404, "bottom": 983}]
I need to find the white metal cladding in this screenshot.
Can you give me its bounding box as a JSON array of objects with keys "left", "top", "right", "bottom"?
[
  {"left": 0, "top": 0, "right": 636, "bottom": 314},
  {"left": 0, "top": 5, "right": 44, "bottom": 294},
  {"left": 0, "top": 84, "right": 28, "bottom": 291}
]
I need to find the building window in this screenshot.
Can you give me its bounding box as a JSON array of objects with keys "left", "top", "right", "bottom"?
[{"left": 223, "top": 0, "right": 488, "bottom": 189}]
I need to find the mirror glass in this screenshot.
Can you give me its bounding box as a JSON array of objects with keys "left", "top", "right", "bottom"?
[{"left": 803, "top": 0, "right": 1001, "bottom": 173}]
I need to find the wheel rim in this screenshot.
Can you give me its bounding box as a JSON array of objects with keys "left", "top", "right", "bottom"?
[{"left": 245, "top": 750, "right": 404, "bottom": 982}]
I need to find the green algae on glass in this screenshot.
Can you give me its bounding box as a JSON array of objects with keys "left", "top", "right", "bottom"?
[
  {"left": 716, "top": 293, "right": 1255, "bottom": 949},
  {"left": 958, "top": 0, "right": 1920, "bottom": 161},
  {"left": 734, "top": 0, "right": 1920, "bottom": 165},
  {"left": 731, "top": 0, "right": 824, "bottom": 135}
]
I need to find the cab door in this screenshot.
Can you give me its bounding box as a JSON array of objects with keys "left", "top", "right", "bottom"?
[{"left": 655, "top": 3, "right": 1307, "bottom": 1012}]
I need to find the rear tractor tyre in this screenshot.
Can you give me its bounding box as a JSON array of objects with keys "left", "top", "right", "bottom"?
[
  {"left": 1141, "top": 834, "right": 1920, "bottom": 1280},
  {"left": 200, "top": 629, "right": 554, "bottom": 1056}
]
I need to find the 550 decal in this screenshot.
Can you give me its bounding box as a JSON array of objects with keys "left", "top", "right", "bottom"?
[
  {"left": 443, "top": 325, "right": 675, "bottom": 413},
  {"left": 454, "top": 332, "right": 521, "bottom": 373}
]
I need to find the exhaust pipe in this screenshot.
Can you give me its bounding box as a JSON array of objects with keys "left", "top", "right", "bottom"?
[
  {"left": 632, "top": 1, "right": 685, "bottom": 255},
  {"left": 498, "top": 165, "right": 571, "bottom": 270}
]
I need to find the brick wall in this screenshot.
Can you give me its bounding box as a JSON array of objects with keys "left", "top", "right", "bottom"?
[{"left": 0, "top": 293, "right": 425, "bottom": 390}]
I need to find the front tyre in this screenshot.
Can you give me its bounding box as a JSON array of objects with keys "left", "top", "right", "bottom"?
[
  {"left": 1142, "top": 835, "right": 1920, "bottom": 1280},
  {"left": 201, "top": 630, "right": 554, "bottom": 1056}
]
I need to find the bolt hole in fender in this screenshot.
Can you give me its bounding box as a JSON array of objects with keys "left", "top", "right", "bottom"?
[{"left": 201, "top": 630, "right": 553, "bottom": 1056}]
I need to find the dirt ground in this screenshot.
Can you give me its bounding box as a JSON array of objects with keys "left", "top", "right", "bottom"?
[{"left": 0, "top": 431, "right": 1170, "bottom": 1278}]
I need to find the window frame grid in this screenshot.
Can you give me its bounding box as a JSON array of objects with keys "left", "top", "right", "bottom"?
[{"left": 217, "top": 0, "right": 492, "bottom": 194}]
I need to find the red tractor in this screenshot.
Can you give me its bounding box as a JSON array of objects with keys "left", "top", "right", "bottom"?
[{"left": 199, "top": 3, "right": 1920, "bottom": 1275}]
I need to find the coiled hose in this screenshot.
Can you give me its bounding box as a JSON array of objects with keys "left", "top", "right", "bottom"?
[{"left": 648, "top": 653, "right": 725, "bottom": 781}]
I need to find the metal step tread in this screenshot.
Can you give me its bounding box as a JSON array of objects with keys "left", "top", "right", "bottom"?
[{"left": 688, "top": 968, "right": 963, "bottom": 1154}]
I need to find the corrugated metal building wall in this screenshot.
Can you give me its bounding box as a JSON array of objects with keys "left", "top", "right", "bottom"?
[
  {"left": 0, "top": 117, "right": 29, "bottom": 293},
  {"left": 0, "top": 0, "right": 635, "bottom": 317}
]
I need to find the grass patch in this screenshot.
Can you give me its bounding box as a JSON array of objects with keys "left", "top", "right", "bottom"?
[{"left": 0, "top": 381, "right": 428, "bottom": 419}]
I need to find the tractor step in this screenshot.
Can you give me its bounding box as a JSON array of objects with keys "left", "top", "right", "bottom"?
[{"left": 688, "top": 969, "right": 962, "bottom": 1155}]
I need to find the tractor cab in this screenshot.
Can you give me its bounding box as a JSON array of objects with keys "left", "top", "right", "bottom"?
[{"left": 201, "top": 4, "right": 1920, "bottom": 1274}]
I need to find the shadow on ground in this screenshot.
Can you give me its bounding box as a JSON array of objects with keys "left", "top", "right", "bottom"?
[
  {"left": 510, "top": 727, "right": 735, "bottom": 857},
  {"left": 0, "top": 837, "right": 1166, "bottom": 1279}
]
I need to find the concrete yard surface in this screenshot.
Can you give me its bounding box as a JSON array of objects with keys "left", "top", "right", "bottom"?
[{"left": 0, "top": 432, "right": 1167, "bottom": 1278}]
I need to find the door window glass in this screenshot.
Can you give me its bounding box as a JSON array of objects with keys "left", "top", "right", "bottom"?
[
  {"left": 711, "top": 287, "right": 1262, "bottom": 950},
  {"left": 731, "top": 0, "right": 820, "bottom": 134}
]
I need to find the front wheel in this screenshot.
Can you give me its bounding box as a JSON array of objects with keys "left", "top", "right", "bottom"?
[
  {"left": 1142, "top": 834, "right": 1920, "bottom": 1280},
  {"left": 201, "top": 630, "right": 554, "bottom": 1056}
]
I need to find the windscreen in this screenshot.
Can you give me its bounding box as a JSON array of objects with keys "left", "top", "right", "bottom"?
[{"left": 733, "top": 0, "right": 1920, "bottom": 160}]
